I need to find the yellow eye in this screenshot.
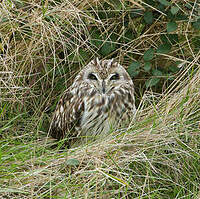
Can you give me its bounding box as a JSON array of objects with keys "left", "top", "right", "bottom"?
[
  {"left": 110, "top": 73, "right": 120, "bottom": 80},
  {"left": 88, "top": 73, "right": 97, "bottom": 80}
]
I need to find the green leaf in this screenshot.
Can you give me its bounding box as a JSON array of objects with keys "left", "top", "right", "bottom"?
[
  {"left": 91, "top": 31, "right": 103, "bottom": 48},
  {"left": 169, "top": 65, "right": 179, "bottom": 73},
  {"left": 158, "top": 0, "right": 171, "bottom": 6},
  {"left": 100, "top": 42, "right": 116, "bottom": 56},
  {"left": 157, "top": 3, "right": 165, "bottom": 12},
  {"left": 152, "top": 69, "right": 162, "bottom": 76},
  {"left": 144, "top": 11, "right": 153, "bottom": 24},
  {"left": 144, "top": 62, "right": 151, "bottom": 72},
  {"left": 66, "top": 158, "right": 80, "bottom": 166},
  {"left": 143, "top": 48, "right": 154, "bottom": 61},
  {"left": 167, "top": 21, "right": 178, "bottom": 32},
  {"left": 127, "top": 61, "right": 140, "bottom": 78},
  {"left": 170, "top": 6, "right": 179, "bottom": 15},
  {"left": 157, "top": 43, "right": 171, "bottom": 54},
  {"left": 145, "top": 78, "right": 160, "bottom": 88},
  {"left": 185, "top": 3, "right": 192, "bottom": 10},
  {"left": 192, "top": 18, "right": 200, "bottom": 30}
]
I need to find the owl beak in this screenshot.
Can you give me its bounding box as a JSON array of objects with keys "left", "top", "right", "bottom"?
[{"left": 102, "top": 80, "right": 106, "bottom": 94}]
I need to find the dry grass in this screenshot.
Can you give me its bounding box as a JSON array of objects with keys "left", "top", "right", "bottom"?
[{"left": 0, "top": 0, "right": 200, "bottom": 198}]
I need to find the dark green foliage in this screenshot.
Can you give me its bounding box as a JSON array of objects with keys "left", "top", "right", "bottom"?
[
  {"left": 127, "top": 62, "right": 140, "bottom": 78},
  {"left": 145, "top": 69, "right": 162, "bottom": 88},
  {"left": 170, "top": 6, "right": 179, "bottom": 15},
  {"left": 145, "top": 77, "right": 160, "bottom": 88},
  {"left": 167, "top": 21, "right": 178, "bottom": 32},
  {"left": 144, "top": 62, "right": 151, "bottom": 72},
  {"left": 100, "top": 41, "right": 117, "bottom": 56},
  {"left": 192, "top": 18, "right": 200, "bottom": 30},
  {"left": 158, "top": 0, "right": 171, "bottom": 6},
  {"left": 168, "top": 65, "right": 180, "bottom": 73},
  {"left": 144, "top": 11, "right": 154, "bottom": 24},
  {"left": 157, "top": 43, "right": 172, "bottom": 54},
  {"left": 73, "top": 0, "right": 198, "bottom": 92},
  {"left": 192, "top": 36, "right": 200, "bottom": 53},
  {"left": 143, "top": 48, "right": 155, "bottom": 61}
]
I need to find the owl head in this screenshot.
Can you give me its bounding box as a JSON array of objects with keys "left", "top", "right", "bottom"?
[{"left": 75, "top": 58, "right": 133, "bottom": 95}]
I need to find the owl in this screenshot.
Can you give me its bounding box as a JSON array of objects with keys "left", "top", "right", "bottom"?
[{"left": 50, "top": 58, "right": 136, "bottom": 143}]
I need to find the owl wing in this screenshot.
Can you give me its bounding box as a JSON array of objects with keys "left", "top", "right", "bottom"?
[{"left": 49, "top": 89, "right": 84, "bottom": 140}]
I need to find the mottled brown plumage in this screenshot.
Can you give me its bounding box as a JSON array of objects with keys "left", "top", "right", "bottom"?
[{"left": 50, "top": 58, "right": 136, "bottom": 142}]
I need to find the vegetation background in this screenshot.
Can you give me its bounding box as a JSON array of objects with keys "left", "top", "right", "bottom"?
[{"left": 0, "top": 0, "right": 200, "bottom": 198}]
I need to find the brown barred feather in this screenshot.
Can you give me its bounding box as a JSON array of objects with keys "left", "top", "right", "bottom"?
[{"left": 50, "top": 58, "right": 136, "bottom": 142}]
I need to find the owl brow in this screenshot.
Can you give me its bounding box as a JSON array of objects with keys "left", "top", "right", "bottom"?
[
  {"left": 110, "top": 59, "right": 117, "bottom": 68},
  {"left": 93, "top": 57, "right": 101, "bottom": 67},
  {"left": 93, "top": 58, "right": 97, "bottom": 65}
]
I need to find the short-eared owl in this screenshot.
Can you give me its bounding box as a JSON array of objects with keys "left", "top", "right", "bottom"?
[{"left": 50, "top": 58, "right": 136, "bottom": 141}]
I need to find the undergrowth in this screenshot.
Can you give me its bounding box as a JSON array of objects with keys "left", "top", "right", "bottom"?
[{"left": 0, "top": 0, "right": 200, "bottom": 198}]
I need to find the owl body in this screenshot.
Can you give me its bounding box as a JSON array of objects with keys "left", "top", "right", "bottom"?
[{"left": 50, "top": 58, "right": 136, "bottom": 140}]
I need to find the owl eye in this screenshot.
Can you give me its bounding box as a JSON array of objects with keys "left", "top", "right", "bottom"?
[
  {"left": 88, "top": 73, "right": 97, "bottom": 80},
  {"left": 110, "top": 73, "right": 120, "bottom": 80}
]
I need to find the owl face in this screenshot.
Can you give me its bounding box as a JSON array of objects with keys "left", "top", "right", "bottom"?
[{"left": 78, "top": 58, "right": 133, "bottom": 95}]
